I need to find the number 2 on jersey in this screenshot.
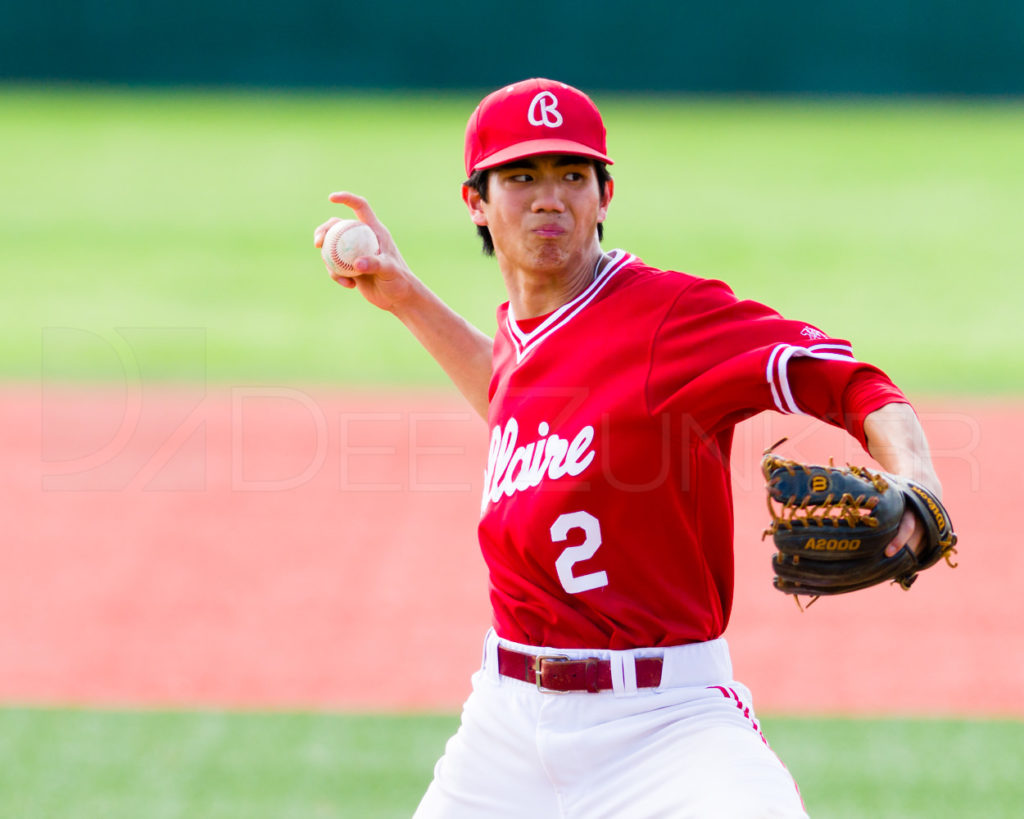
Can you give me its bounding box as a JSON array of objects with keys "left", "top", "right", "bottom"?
[{"left": 551, "top": 511, "right": 609, "bottom": 594}]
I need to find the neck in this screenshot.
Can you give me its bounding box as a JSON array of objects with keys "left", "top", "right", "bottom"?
[{"left": 500, "top": 245, "right": 606, "bottom": 320}]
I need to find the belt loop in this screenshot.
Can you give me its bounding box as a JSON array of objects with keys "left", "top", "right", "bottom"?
[
  {"left": 482, "top": 629, "right": 501, "bottom": 683},
  {"left": 609, "top": 651, "right": 638, "bottom": 697}
]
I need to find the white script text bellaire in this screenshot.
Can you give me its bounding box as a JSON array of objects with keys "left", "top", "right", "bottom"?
[{"left": 483, "top": 419, "right": 596, "bottom": 508}]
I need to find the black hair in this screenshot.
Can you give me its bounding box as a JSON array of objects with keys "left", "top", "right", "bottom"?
[{"left": 463, "top": 160, "right": 612, "bottom": 256}]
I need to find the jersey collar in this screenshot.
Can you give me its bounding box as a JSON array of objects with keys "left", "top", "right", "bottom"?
[{"left": 505, "top": 249, "right": 634, "bottom": 363}]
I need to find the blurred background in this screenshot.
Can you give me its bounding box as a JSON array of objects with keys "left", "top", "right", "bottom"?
[
  {"left": 2, "top": 2, "right": 1023, "bottom": 817},
  {"left": 4, "top": 0, "right": 1024, "bottom": 94}
]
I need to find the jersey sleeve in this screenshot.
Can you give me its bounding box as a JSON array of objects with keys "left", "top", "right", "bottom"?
[
  {"left": 787, "top": 359, "right": 909, "bottom": 448},
  {"left": 646, "top": 277, "right": 907, "bottom": 446}
]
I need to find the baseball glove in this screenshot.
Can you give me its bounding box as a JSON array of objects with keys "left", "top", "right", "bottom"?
[{"left": 761, "top": 442, "right": 958, "bottom": 602}]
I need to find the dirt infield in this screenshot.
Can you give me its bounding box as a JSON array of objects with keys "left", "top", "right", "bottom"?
[{"left": 2, "top": 385, "right": 1020, "bottom": 715}]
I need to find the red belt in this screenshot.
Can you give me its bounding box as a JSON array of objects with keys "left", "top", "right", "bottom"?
[{"left": 497, "top": 645, "right": 663, "bottom": 693}]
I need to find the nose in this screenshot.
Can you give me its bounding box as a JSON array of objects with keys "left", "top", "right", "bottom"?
[{"left": 531, "top": 180, "right": 566, "bottom": 213}]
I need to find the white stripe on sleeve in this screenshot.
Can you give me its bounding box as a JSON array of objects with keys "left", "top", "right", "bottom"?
[{"left": 768, "top": 342, "right": 858, "bottom": 415}]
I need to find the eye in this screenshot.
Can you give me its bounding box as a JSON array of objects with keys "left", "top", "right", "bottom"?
[{"left": 498, "top": 169, "right": 534, "bottom": 183}]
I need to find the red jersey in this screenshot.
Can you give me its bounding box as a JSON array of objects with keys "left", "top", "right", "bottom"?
[{"left": 480, "top": 250, "right": 906, "bottom": 650}]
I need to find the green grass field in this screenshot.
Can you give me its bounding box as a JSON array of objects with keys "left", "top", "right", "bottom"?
[
  {"left": 1, "top": 708, "right": 1022, "bottom": 818},
  {"left": 3, "top": 85, "right": 1022, "bottom": 393}
]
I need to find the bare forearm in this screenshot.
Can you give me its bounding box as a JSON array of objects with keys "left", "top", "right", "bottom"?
[
  {"left": 314, "top": 195, "right": 493, "bottom": 420},
  {"left": 863, "top": 402, "right": 941, "bottom": 496},
  {"left": 392, "top": 283, "right": 493, "bottom": 420}
]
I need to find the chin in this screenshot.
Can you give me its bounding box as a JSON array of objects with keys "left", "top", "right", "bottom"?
[{"left": 532, "top": 245, "right": 570, "bottom": 269}]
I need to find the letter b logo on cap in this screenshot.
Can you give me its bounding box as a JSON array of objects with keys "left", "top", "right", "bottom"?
[{"left": 528, "top": 92, "right": 563, "bottom": 128}]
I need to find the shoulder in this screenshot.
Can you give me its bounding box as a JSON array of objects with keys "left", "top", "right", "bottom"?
[
  {"left": 609, "top": 256, "right": 767, "bottom": 325},
  {"left": 610, "top": 254, "right": 748, "bottom": 303},
  {"left": 597, "top": 254, "right": 708, "bottom": 320},
  {"left": 604, "top": 254, "right": 831, "bottom": 340},
  {"left": 609, "top": 254, "right": 702, "bottom": 294}
]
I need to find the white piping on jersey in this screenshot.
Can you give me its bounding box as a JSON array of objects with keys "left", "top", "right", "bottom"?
[
  {"left": 505, "top": 249, "right": 635, "bottom": 363},
  {"left": 766, "top": 341, "right": 856, "bottom": 415}
]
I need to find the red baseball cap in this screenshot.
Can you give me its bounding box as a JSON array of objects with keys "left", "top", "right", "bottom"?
[{"left": 464, "top": 78, "right": 614, "bottom": 177}]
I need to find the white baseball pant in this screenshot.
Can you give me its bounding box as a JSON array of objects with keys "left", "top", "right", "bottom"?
[{"left": 413, "top": 630, "right": 807, "bottom": 819}]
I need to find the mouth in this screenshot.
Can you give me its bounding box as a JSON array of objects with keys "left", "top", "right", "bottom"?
[{"left": 531, "top": 223, "right": 567, "bottom": 238}]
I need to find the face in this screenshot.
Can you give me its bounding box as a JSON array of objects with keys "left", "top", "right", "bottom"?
[{"left": 462, "top": 154, "right": 613, "bottom": 274}]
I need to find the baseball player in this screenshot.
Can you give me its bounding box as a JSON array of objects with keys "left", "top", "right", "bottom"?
[{"left": 314, "top": 78, "right": 943, "bottom": 817}]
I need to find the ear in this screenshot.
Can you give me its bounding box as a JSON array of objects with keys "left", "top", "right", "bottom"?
[
  {"left": 597, "top": 177, "right": 614, "bottom": 224},
  {"left": 462, "top": 184, "right": 488, "bottom": 226}
]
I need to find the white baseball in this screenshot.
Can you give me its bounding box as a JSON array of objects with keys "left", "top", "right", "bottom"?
[{"left": 321, "top": 220, "right": 380, "bottom": 274}]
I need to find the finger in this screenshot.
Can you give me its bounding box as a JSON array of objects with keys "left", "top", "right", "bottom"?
[
  {"left": 345, "top": 253, "right": 389, "bottom": 276},
  {"left": 327, "top": 192, "right": 406, "bottom": 269},
  {"left": 885, "top": 510, "right": 918, "bottom": 557},
  {"left": 353, "top": 256, "right": 374, "bottom": 274},
  {"left": 327, "top": 191, "right": 397, "bottom": 250},
  {"left": 328, "top": 191, "right": 381, "bottom": 227},
  {"left": 327, "top": 254, "right": 382, "bottom": 283},
  {"left": 328, "top": 265, "right": 359, "bottom": 286},
  {"left": 313, "top": 217, "right": 342, "bottom": 247}
]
